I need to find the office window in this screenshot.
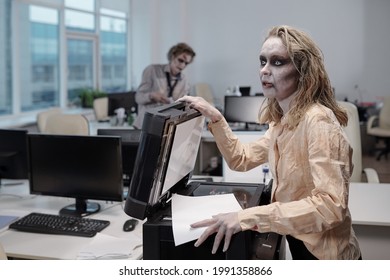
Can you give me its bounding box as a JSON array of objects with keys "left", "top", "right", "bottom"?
[
  {"left": 114, "top": 65, "right": 125, "bottom": 78},
  {"left": 102, "top": 65, "right": 112, "bottom": 79},
  {"left": 100, "top": 11, "right": 128, "bottom": 92},
  {"left": 68, "top": 65, "right": 89, "bottom": 81},
  {"left": 65, "top": 10, "right": 95, "bottom": 33},
  {"left": 67, "top": 39, "right": 94, "bottom": 102},
  {"left": 0, "top": 0, "right": 12, "bottom": 115},
  {"left": 2, "top": 0, "right": 129, "bottom": 118},
  {"left": 32, "top": 65, "right": 55, "bottom": 83},
  {"left": 65, "top": 0, "right": 94, "bottom": 12},
  {"left": 19, "top": 5, "right": 60, "bottom": 111},
  {"left": 65, "top": 0, "right": 95, "bottom": 33}
]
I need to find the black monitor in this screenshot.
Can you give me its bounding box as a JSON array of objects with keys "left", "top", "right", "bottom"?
[
  {"left": 27, "top": 134, "right": 123, "bottom": 217},
  {"left": 0, "top": 129, "right": 29, "bottom": 186},
  {"left": 124, "top": 102, "right": 205, "bottom": 220},
  {"left": 224, "top": 95, "right": 267, "bottom": 130},
  {"left": 108, "top": 91, "right": 137, "bottom": 116},
  {"left": 97, "top": 129, "right": 141, "bottom": 187}
]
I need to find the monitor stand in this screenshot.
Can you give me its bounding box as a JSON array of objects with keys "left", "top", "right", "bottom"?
[{"left": 59, "top": 198, "right": 100, "bottom": 217}]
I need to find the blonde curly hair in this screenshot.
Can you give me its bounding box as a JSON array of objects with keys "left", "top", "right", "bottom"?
[{"left": 259, "top": 25, "right": 347, "bottom": 128}]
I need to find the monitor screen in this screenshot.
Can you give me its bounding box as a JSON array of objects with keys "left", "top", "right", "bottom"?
[
  {"left": 97, "top": 129, "right": 141, "bottom": 187},
  {"left": 108, "top": 91, "right": 137, "bottom": 116},
  {"left": 0, "top": 129, "right": 29, "bottom": 186},
  {"left": 224, "top": 95, "right": 267, "bottom": 128},
  {"left": 124, "top": 102, "right": 205, "bottom": 219},
  {"left": 27, "top": 134, "right": 123, "bottom": 217}
]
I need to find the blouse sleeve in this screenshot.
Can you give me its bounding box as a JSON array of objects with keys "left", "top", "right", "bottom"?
[{"left": 208, "top": 118, "right": 270, "bottom": 171}]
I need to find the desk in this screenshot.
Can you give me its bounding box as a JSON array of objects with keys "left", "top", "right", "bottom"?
[
  {"left": 348, "top": 182, "right": 390, "bottom": 260},
  {"left": 88, "top": 120, "right": 134, "bottom": 136},
  {"left": 0, "top": 180, "right": 143, "bottom": 260}
]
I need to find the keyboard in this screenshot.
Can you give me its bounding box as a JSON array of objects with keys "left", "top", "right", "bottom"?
[{"left": 9, "top": 212, "right": 110, "bottom": 237}]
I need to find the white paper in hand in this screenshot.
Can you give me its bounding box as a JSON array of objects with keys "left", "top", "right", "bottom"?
[{"left": 171, "top": 193, "right": 242, "bottom": 246}]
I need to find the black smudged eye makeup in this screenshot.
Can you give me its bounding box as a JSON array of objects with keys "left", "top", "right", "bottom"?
[
  {"left": 271, "top": 57, "right": 290, "bottom": 66},
  {"left": 259, "top": 55, "right": 290, "bottom": 67}
]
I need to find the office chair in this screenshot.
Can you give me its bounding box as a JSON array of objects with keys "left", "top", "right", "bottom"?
[
  {"left": 93, "top": 97, "right": 109, "bottom": 122},
  {"left": 366, "top": 96, "right": 390, "bottom": 160},
  {"left": 195, "top": 83, "right": 215, "bottom": 106},
  {"left": 43, "top": 113, "right": 90, "bottom": 135},
  {"left": 338, "top": 101, "right": 380, "bottom": 183},
  {"left": 36, "top": 107, "right": 62, "bottom": 132},
  {"left": 0, "top": 242, "right": 7, "bottom": 260}
]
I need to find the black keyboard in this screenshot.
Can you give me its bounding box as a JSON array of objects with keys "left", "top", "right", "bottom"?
[{"left": 9, "top": 212, "right": 110, "bottom": 237}]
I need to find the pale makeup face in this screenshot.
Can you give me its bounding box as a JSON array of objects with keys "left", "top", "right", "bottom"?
[
  {"left": 170, "top": 53, "right": 192, "bottom": 76},
  {"left": 259, "top": 37, "right": 299, "bottom": 104}
]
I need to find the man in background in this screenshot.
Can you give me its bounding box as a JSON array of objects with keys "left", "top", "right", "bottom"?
[{"left": 133, "top": 42, "right": 196, "bottom": 129}]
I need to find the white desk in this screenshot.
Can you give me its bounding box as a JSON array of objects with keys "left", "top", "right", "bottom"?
[
  {"left": 349, "top": 183, "right": 390, "bottom": 226},
  {"left": 348, "top": 182, "right": 390, "bottom": 260},
  {"left": 88, "top": 120, "right": 134, "bottom": 136},
  {"left": 0, "top": 181, "right": 143, "bottom": 260}
]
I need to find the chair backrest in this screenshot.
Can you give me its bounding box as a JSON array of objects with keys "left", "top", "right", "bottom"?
[
  {"left": 195, "top": 83, "right": 214, "bottom": 106},
  {"left": 93, "top": 97, "right": 109, "bottom": 121},
  {"left": 379, "top": 96, "right": 390, "bottom": 129},
  {"left": 36, "top": 108, "right": 62, "bottom": 132},
  {"left": 44, "top": 113, "right": 90, "bottom": 135},
  {"left": 338, "top": 101, "right": 363, "bottom": 182}
]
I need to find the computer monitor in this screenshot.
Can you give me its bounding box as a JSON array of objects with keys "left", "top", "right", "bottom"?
[
  {"left": 107, "top": 91, "right": 137, "bottom": 116},
  {"left": 0, "top": 129, "right": 29, "bottom": 186},
  {"left": 224, "top": 95, "right": 267, "bottom": 130},
  {"left": 97, "top": 129, "right": 141, "bottom": 187},
  {"left": 27, "top": 134, "right": 123, "bottom": 217},
  {"left": 124, "top": 102, "right": 205, "bottom": 220}
]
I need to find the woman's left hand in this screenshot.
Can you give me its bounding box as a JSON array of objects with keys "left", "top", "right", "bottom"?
[{"left": 191, "top": 212, "right": 242, "bottom": 254}]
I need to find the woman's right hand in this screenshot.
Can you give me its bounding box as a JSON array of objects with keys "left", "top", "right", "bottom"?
[
  {"left": 178, "top": 96, "right": 223, "bottom": 123},
  {"left": 191, "top": 212, "right": 242, "bottom": 254}
]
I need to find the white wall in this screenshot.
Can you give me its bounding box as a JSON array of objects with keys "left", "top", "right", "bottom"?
[{"left": 131, "top": 0, "right": 390, "bottom": 106}]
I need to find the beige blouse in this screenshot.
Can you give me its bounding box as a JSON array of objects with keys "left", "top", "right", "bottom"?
[{"left": 209, "top": 103, "right": 361, "bottom": 260}]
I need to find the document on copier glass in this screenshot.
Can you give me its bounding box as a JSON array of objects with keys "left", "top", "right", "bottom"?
[{"left": 171, "top": 193, "right": 242, "bottom": 246}]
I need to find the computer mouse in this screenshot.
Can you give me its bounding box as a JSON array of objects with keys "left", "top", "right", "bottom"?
[{"left": 123, "top": 219, "right": 138, "bottom": 232}]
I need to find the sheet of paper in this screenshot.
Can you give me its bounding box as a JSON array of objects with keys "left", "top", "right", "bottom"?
[
  {"left": 171, "top": 193, "right": 242, "bottom": 246},
  {"left": 77, "top": 233, "right": 142, "bottom": 260},
  {"left": 0, "top": 215, "right": 19, "bottom": 231}
]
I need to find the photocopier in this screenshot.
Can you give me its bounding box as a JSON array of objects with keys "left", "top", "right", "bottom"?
[{"left": 124, "top": 102, "right": 284, "bottom": 260}]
